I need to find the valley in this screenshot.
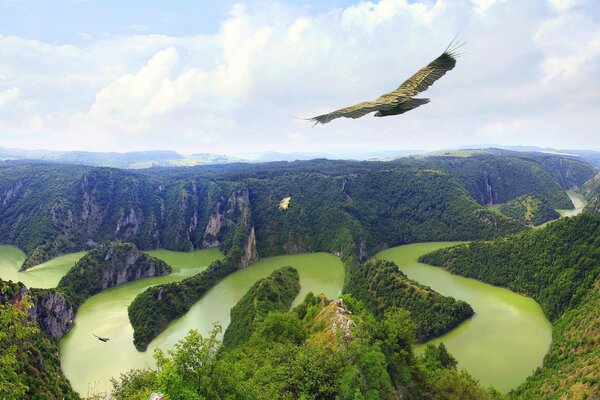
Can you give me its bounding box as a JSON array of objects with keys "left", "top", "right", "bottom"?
[
  {"left": 0, "top": 242, "right": 552, "bottom": 395},
  {"left": 0, "top": 152, "right": 597, "bottom": 399}
]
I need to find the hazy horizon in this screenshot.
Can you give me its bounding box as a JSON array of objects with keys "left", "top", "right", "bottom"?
[{"left": 1, "top": 0, "right": 599, "bottom": 153}]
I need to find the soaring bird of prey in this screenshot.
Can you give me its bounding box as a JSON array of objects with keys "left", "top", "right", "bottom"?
[{"left": 309, "top": 39, "right": 464, "bottom": 125}]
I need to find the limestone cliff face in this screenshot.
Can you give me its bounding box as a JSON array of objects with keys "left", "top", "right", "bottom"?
[
  {"left": 202, "top": 195, "right": 227, "bottom": 248},
  {"left": 0, "top": 282, "right": 75, "bottom": 340},
  {"left": 31, "top": 290, "right": 75, "bottom": 340},
  {"left": 202, "top": 187, "right": 258, "bottom": 267},
  {"left": 57, "top": 241, "right": 171, "bottom": 307},
  {"left": 231, "top": 188, "right": 258, "bottom": 268},
  {"left": 241, "top": 226, "right": 258, "bottom": 268}
]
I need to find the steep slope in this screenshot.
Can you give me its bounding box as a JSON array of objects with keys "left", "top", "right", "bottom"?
[
  {"left": 111, "top": 293, "right": 501, "bottom": 400},
  {"left": 408, "top": 155, "right": 578, "bottom": 208},
  {"left": 420, "top": 214, "right": 600, "bottom": 397},
  {"left": 498, "top": 195, "right": 560, "bottom": 226},
  {"left": 128, "top": 187, "right": 257, "bottom": 351},
  {"left": 0, "top": 281, "right": 79, "bottom": 400},
  {"left": 57, "top": 241, "right": 171, "bottom": 308},
  {"left": 222, "top": 266, "right": 300, "bottom": 348},
  {"left": 580, "top": 172, "right": 600, "bottom": 214}
]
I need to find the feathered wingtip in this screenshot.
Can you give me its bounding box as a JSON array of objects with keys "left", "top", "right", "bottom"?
[
  {"left": 444, "top": 34, "right": 467, "bottom": 60},
  {"left": 294, "top": 115, "right": 327, "bottom": 127}
]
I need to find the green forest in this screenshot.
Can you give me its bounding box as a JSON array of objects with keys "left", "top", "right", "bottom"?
[
  {"left": 222, "top": 266, "right": 301, "bottom": 348},
  {"left": 0, "top": 152, "right": 598, "bottom": 400},
  {"left": 344, "top": 259, "right": 473, "bottom": 341},
  {"left": 110, "top": 293, "right": 504, "bottom": 400},
  {"left": 420, "top": 213, "right": 600, "bottom": 398},
  {"left": 497, "top": 195, "right": 559, "bottom": 226}
]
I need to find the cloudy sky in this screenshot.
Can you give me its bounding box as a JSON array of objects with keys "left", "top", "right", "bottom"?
[{"left": 1, "top": 0, "right": 599, "bottom": 154}]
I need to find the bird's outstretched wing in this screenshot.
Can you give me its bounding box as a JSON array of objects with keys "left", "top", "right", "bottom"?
[
  {"left": 309, "top": 39, "right": 463, "bottom": 125},
  {"left": 388, "top": 41, "right": 463, "bottom": 99},
  {"left": 310, "top": 99, "right": 398, "bottom": 125}
]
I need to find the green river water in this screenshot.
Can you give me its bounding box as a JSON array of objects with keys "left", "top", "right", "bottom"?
[
  {"left": 0, "top": 238, "right": 557, "bottom": 395},
  {"left": 376, "top": 243, "right": 552, "bottom": 392}
]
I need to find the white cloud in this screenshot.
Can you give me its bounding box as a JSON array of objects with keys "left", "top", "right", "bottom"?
[
  {"left": 0, "top": 88, "right": 21, "bottom": 108},
  {"left": 0, "top": 0, "right": 599, "bottom": 153}
]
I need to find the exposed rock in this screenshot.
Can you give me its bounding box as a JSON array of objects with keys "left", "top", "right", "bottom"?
[
  {"left": 241, "top": 226, "right": 258, "bottom": 268},
  {"left": 57, "top": 241, "right": 171, "bottom": 307},
  {"left": 0, "top": 282, "right": 74, "bottom": 341},
  {"left": 308, "top": 297, "right": 355, "bottom": 348},
  {"left": 148, "top": 393, "right": 165, "bottom": 400},
  {"left": 31, "top": 290, "right": 75, "bottom": 340},
  {"left": 203, "top": 196, "right": 227, "bottom": 248},
  {"left": 1, "top": 180, "right": 23, "bottom": 206},
  {"left": 483, "top": 171, "right": 494, "bottom": 205},
  {"left": 115, "top": 207, "right": 140, "bottom": 238}
]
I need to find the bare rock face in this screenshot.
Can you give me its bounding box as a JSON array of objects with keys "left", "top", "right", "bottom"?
[
  {"left": 202, "top": 187, "right": 259, "bottom": 268},
  {"left": 0, "top": 281, "right": 75, "bottom": 340},
  {"left": 31, "top": 290, "right": 75, "bottom": 340},
  {"left": 241, "top": 226, "right": 258, "bottom": 268},
  {"left": 357, "top": 237, "right": 368, "bottom": 263},
  {"left": 57, "top": 241, "right": 171, "bottom": 308},
  {"left": 203, "top": 196, "right": 227, "bottom": 248}
]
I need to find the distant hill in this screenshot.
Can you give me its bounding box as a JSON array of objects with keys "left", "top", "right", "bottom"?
[{"left": 0, "top": 146, "right": 242, "bottom": 168}]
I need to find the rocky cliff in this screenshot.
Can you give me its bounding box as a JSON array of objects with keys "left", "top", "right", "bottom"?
[
  {"left": 0, "top": 281, "right": 75, "bottom": 341},
  {"left": 57, "top": 241, "right": 171, "bottom": 308}
]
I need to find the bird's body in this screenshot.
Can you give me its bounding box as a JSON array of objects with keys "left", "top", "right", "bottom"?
[
  {"left": 309, "top": 40, "right": 463, "bottom": 125},
  {"left": 93, "top": 332, "right": 109, "bottom": 342}
]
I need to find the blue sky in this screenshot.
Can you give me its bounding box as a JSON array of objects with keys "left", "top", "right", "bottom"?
[{"left": 1, "top": 0, "right": 599, "bottom": 154}]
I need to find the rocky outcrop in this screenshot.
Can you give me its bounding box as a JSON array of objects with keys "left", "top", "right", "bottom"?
[
  {"left": 306, "top": 296, "right": 355, "bottom": 349},
  {"left": 202, "top": 196, "right": 227, "bottom": 248},
  {"left": 357, "top": 237, "right": 368, "bottom": 263},
  {"left": 57, "top": 241, "right": 171, "bottom": 307},
  {"left": 0, "top": 281, "right": 75, "bottom": 340},
  {"left": 1, "top": 180, "right": 23, "bottom": 206},
  {"left": 241, "top": 226, "right": 258, "bottom": 268},
  {"left": 31, "top": 290, "right": 75, "bottom": 340}
]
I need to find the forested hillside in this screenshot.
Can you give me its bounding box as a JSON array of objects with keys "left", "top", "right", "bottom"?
[
  {"left": 112, "top": 294, "right": 502, "bottom": 400},
  {"left": 344, "top": 259, "right": 473, "bottom": 342},
  {"left": 580, "top": 172, "right": 600, "bottom": 214},
  {"left": 57, "top": 241, "right": 171, "bottom": 308},
  {"left": 0, "top": 152, "right": 592, "bottom": 269},
  {"left": 420, "top": 213, "right": 600, "bottom": 397},
  {"left": 498, "top": 195, "right": 559, "bottom": 226},
  {"left": 0, "top": 281, "right": 78, "bottom": 400},
  {"left": 403, "top": 154, "right": 592, "bottom": 208},
  {"left": 222, "top": 266, "right": 300, "bottom": 348}
]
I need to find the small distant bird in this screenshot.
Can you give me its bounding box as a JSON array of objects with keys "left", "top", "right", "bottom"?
[
  {"left": 309, "top": 39, "right": 464, "bottom": 125},
  {"left": 93, "top": 332, "right": 109, "bottom": 342},
  {"left": 278, "top": 196, "right": 291, "bottom": 210}
]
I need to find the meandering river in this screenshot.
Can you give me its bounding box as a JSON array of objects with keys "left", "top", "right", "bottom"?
[
  {"left": 376, "top": 243, "right": 552, "bottom": 392},
  {"left": 0, "top": 235, "right": 561, "bottom": 394}
]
